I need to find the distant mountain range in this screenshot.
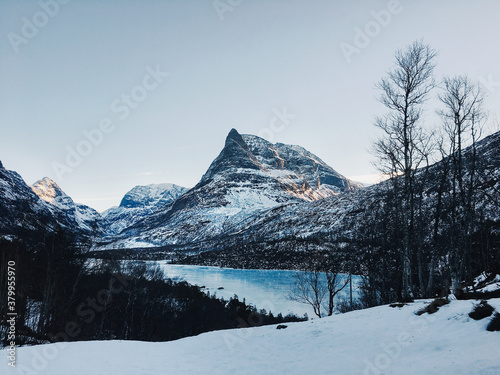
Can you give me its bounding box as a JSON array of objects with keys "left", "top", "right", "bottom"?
[
  {"left": 0, "top": 129, "right": 359, "bottom": 249},
  {"left": 1, "top": 128, "right": 499, "bottom": 267},
  {"left": 96, "top": 128, "right": 360, "bottom": 249}
]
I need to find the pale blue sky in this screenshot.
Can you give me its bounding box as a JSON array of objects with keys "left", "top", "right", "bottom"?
[{"left": 1, "top": 0, "right": 499, "bottom": 211}]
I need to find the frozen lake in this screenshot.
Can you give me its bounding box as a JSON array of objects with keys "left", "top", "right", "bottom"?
[{"left": 157, "top": 262, "right": 360, "bottom": 318}]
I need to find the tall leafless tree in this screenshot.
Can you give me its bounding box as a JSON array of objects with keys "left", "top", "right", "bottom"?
[
  {"left": 437, "top": 75, "right": 485, "bottom": 294},
  {"left": 325, "top": 272, "right": 350, "bottom": 316},
  {"left": 373, "top": 40, "right": 437, "bottom": 300}
]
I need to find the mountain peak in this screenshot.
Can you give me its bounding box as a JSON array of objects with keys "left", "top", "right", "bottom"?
[
  {"left": 118, "top": 183, "right": 188, "bottom": 209},
  {"left": 200, "top": 129, "right": 259, "bottom": 182},
  {"left": 225, "top": 128, "right": 248, "bottom": 149},
  {"left": 227, "top": 128, "right": 240, "bottom": 139},
  {"left": 33, "top": 176, "right": 63, "bottom": 191},
  {"left": 0, "top": 160, "right": 3, "bottom": 169},
  {"left": 31, "top": 177, "right": 70, "bottom": 205},
  {"left": 104, "top": 130, "right": 362, "bottom": 248},
  {"left": 196, "top": 129, "right": 360, "bottom": 207}
]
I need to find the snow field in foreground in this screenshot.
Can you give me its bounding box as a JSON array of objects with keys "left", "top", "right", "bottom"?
[{"left": 2, "top": 298, "right": 500, "bottom": 375}]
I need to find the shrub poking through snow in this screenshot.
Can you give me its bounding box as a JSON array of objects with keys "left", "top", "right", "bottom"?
[
  {"left": 276, "top": 325, "right": 288, "bottom": 330},
  {"left": 390, "top": 303, "right": 407, "bottom": 308},
  {"left": 416, "top": 298, "right": 449, "bottom": 315},
  {"left": 469, "top": 300, "right": 495, "bottom": 320},
  {"left": 486, "top": 312, "right": 500, "bottom": 332},
  {"left": 457, "top": 289, "right": 500, "bottom": 300}
]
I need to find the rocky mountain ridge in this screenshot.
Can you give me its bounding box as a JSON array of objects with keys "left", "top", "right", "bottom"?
[{"left": 96, "top": 129, "right": 359, "bottom": 249}]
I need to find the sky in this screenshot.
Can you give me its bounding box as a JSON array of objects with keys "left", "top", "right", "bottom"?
[{"left": 1, "top": 0, "right": 499, "bottom": 212}]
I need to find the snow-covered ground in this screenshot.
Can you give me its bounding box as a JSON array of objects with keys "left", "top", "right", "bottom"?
[{"left": 4, "top": 298, "right": 499, "bottom": 374}]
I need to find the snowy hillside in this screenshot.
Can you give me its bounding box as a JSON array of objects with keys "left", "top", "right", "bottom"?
[{"left": 4, "top": 298, "right": 499, "bottom": 374}]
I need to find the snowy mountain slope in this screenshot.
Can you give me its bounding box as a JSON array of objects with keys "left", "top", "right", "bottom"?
[
  {"left": 4, "top": 298, "right": 499, "bottom": 374},
  {"left": 97, "top": 129, "right": 359, "bottom": 249},
  {"left": 0, "top": 162, "right": 60, "bottom": 237},
  {"left": 2, "top": 170, "right": 188, "bottom": 241},
  {"left": 118, "top": 183, "right": 187, "bottom": 208},
  {"left": 31, "top": 177, "right": 102, "bottom": 234},
  {"left": 4, "top": 129, "right": 498, "bottom": 258},
  {"left": 99, "top": 130, "right": 500, "bottom": 254},
  {"left": 173, "top": 130, "right": 500, "bottom": 268},
  {"left": 102, "top": 183, "right": 188, "bottom": 235},
  {"left": 201, "top": 130, "right": 359, "bottom": 200},
  {"left": 0, "top": 163, "right": 101, "bottom": 240}
]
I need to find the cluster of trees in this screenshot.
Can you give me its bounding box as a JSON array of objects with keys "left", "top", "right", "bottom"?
[
  {"left": 0, "top": 228, "right": 305, "bottom": 347},
  {"left": 362, "top": 40, "right": 500, "bottom": 304},
  {"left": 178, "top": 239, "right": 348, "bottom": 270}
]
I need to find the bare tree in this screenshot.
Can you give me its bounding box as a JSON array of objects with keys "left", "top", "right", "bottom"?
[
  {"left": 288, "top": 268, "right": 351, "bottom": 318},
  {"left": 325, "top": 272, "right": 350, "bottom": 316},
  {"left": 437, "top": 75, "right": 485, "bottom": 295},
  {"left": 373, "top": 40, "right": 437, "bottom": 300},
  {"left": 288, "top": 271, "right": 327, "bottom": 318}
]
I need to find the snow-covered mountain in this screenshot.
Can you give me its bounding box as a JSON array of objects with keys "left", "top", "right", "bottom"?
[
  {"left": 0, "top": 162, "right": 59, "bottom": 238},
  {"left": 176, "top": 130, "right": 500, "bottom": 269},
  {"left": 118, "top": 183, "right": 187, "bottom": 209},
  {"left": 102, "top": 183, "right": 188, "bottom": 235},
  {"left": 0, "top": 159, "right": 190, "bottom": 247},
  {"left": 31, "top": 177, "right": 102, "bottom": 234},
  {"left": 98, "top": 129, "right": 360, "bottom": 249},
  {"left": 201, "top": 129, "right": 359, "bottom": 200},
  {"left": 3, "top": 128, "right": 499, "bottom": 260},
  {"left": 244, "top": 129, "right": 500, "bottom": 242},
  {"left": 0, "top": 164, "right": 101, "bottom": 240}
]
